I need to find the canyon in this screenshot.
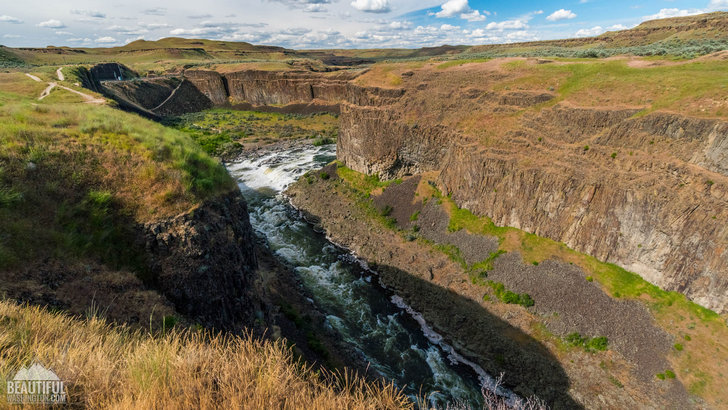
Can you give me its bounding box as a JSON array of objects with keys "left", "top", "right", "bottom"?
[{"left": 90, "top": 57, "right": 728, "bottom": 315}]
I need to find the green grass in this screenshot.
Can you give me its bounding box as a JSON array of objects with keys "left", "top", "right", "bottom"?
[
  {"left": 336, "top": 163, "right": 400, "bottom": 196},
  {"left": 436, "top": 58, "right": 490, "bottom": 69},
  {"left": 164, "top": 109, "right": 339, "bottom": 156}
]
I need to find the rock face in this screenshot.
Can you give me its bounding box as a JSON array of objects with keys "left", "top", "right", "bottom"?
[
  {"left": 190, "top": 69, "right": 357, "bottom": 106},
  {"left": 85, "top": 64, "right": 359, "bottom": 117},
  {"left": 336, "top": 67, "right": 728, "bottom": 314},
  {"left": 143, "top": 190, "right": 258, "bottom": 329}
]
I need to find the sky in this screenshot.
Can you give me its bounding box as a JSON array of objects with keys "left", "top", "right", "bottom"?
[{"left": 1, "top": 0, "right": 727, "bottom": 49}]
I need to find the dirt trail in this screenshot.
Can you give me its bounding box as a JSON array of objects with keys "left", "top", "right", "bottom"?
[
  {"left": 25, "top": 68, "right": 104, "bottom": 104},
  {"left": 39, "top": 82, "right": 57, "bottom": 100},
  {"left": 58, "top": 85, "right": 105, "bottom": 104}
]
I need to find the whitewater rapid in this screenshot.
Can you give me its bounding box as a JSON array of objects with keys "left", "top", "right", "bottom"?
[{"left": 227, "top": 143, "right": 517, "bottom": 407}]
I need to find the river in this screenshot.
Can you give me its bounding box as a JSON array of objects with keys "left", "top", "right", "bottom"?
[{"left": 227, "top": 143, "right": 506, "bottom": 408}]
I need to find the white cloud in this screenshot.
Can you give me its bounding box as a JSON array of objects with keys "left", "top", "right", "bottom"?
[
  {"left": 95, "top": 36, "right": 117, "bottom": 43},
  {"left": 108, "top": 25, "right": 148, "bottom": 35},
  {"left": 143, "top": 8, "right": 167, "bottom": 16},
  {"left": 3, "top": 34, "right": 21, "bottom": 38},
  {"left": 138, "top": 22, "right": 172, "bottom": 30},
  {"left": 0, "top": 15, "right": 23, "bottom": 24},
  {"left": 38, "top": 19, "right": 66, "bottom": 29},
  {"left": 440, "top": 24, "right": 459, "bottom": 31},
  {"left": 642, "top": 8, "right": 700, "bottom": 20},
  {"left": 304, "top": 4, "right": 327, "bottom": 12},
  {"left": 435, "top": 0, "right": 469, "bottom": 18},
  {"left": 67, "top": 37, "right": 92, "bottom": 43},
  {"left": 485, "top": 19, "right": 528, "bottom": 30},
  {"left": 55, "top": 31, "right": 74, "bottom": 36},
  {"left": 534, "top": 10, "right": 543, "bottom": 15},
  {"left": 71, "top": 10, "right": 106, "bottom": 19},
  {"left": 388, "top": 21, "right": 412, "bottom": 30},
  {"left": 460, "top": 10, "right": 486, "bottom": 22},
  {"left": 546, "top": 9, "right": 576, "bottom": 22},
  {"left": 607, "top": 24, "right": 627, "bottom": 30},
  {"left": 574, "top": 26, "right": 603, "bottom": 37},
  {"left": 350, "top": 0, "right": 391, "bottom": 13},
  {"left": 708, "top": 0, "right": 728, "bottom": 10}
]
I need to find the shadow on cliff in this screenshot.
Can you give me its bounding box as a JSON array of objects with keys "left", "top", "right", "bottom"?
[{"left": 371, "top": 262, "right": 582, "bottom": 409}]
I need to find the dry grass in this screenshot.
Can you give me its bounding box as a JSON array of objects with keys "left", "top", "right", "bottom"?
[{"left": 0, "top": 300, "right": 410, "bottom": 409}]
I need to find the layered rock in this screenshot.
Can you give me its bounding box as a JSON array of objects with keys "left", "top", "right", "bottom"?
[{"left": 337, "top": 70, "right": 728, "bottom": 313}]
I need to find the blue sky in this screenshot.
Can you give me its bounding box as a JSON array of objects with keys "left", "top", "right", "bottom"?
[{"left": 1, "top": 0, "right": 727, "bottom": 49}]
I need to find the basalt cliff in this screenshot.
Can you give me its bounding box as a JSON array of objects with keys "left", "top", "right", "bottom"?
[{"left": 338, "top": 62, "right": 728, "bottom": 314}]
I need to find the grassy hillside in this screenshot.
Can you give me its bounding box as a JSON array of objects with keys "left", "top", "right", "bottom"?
[
  {"left": 463, "top": 12, "right": 728, "bottom": 59},
  {"left": 0, "top": 300, "right": 408, "bottom": 408},
  {"left": 0, "top": 71, "right": 233, "bottom": 272}
]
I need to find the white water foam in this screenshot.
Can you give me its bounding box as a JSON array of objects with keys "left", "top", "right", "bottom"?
[
  {"left": 390, "top": 295, "right": 522, "bottom": 406},
  {"left": 227, "top": 145, "right": 335, "bottom": 192}
]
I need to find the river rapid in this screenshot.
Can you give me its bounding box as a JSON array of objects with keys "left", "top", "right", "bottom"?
[{"left": 227, "top": 143, "right": 513, "bottom": 408}]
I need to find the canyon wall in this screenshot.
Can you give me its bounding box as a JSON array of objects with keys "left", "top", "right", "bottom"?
[{"left": 337, "top": 69, "right": 728, "bottom": 314}]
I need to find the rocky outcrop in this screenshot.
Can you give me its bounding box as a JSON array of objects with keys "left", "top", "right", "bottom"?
[
  {"left": 336, "top": 70, "right": 728, "bottom": 313},
  {"left": 338, "top": 103, "right": 454, "bottom": 178},
  {"left": 143, "top": 190, "right": 258, "bottom": 329}
]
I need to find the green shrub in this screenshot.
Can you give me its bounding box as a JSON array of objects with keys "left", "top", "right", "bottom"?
[
  {"left": 566, "top": 332, "right": 608, "bottom": 352},
  {"left": 656, "top": 373, "right": 666, "bottom": 380},
  {"left": 0, "top": 186, "right": 22, "bottom": 207},
  {"left": 587, "top": 336, "right": 609, "bottom": 351},
  {"left": 312, "top": 136, "right": 334, "bottom": 146},
  {"left": 410, "top": 210, "right": 420, "bottom": 221},
  {"left": 665, "top": 370, "right": 676, "bottom": 379},
  {"left": 566, "top": 332, "right": 586, "bottom": 347},
  {"left": 488, "top": 280, "right": 535, "bottom": 308},
  {"left": 162, "top": 315, "right": 178, "bottom": 331},
  {"left": 319, "top": 171, "right": 330, "bottom": 180},
  {"left": 381, "top": 205, "right": 393, "bottom": 217},
  {"left": 674, "top": 343, "right": 684, "bottom": 351}
]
